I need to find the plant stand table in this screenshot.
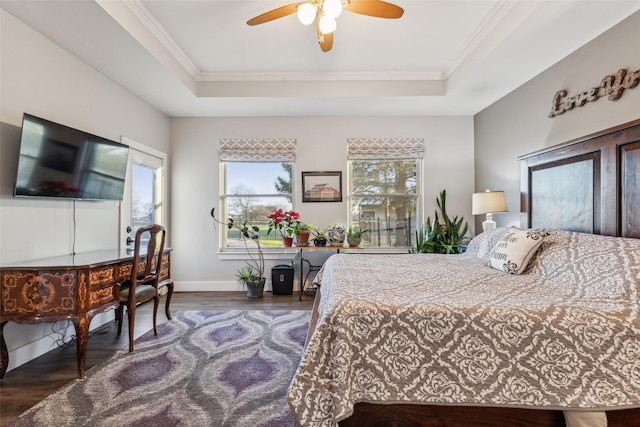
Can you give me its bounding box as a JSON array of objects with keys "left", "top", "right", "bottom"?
[{"left": 295, "top": 246, "right": 351, "bottom": 300}]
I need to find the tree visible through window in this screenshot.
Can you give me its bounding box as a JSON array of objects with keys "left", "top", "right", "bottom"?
[
  {"left": 223, "top": 162, "right": 293, "bottom": 248},
  {"left": 350, "top": 159, "right": 418, "bottom": 247}
]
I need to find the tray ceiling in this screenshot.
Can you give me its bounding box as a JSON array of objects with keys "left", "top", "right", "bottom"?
[{"left": 2, "top": 0, "right": 639, "bottom": 117}]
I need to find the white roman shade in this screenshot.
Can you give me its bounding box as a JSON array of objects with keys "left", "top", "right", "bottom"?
[
  {"left": 219, "top": 138, "right": 296, "bottom": 162},
  {"left": 347, "top": 138, "right": 424, "bottom": 160}
]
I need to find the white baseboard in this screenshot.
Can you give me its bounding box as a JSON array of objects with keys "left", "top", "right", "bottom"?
[{"left": 174, "top": 280, "right": 300, "bottom": 292}]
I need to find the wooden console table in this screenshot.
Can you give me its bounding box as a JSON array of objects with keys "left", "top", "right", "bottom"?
[{"left": 0, "top": 248, "right": 171, "bottom": 380}]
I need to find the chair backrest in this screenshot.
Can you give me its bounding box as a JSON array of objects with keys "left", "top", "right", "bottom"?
[{"left": 130, "top": 224, "right": 166, "bottom": 292}]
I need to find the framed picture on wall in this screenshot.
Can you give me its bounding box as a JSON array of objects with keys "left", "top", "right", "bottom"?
[{"left": 302, "top": 171, "right": 342, "bottom": 202}]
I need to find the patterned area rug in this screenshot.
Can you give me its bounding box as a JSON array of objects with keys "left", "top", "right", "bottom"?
[{"left": 7, "top": 310, "right": 310, "bottom": 427}]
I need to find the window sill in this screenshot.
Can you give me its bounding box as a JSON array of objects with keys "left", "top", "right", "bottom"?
[
  {"left": 342, "top": 247, "right": 410, "bottom": 254},
  {"left": 217, "top": 246, "right": 410, "bottom": 260},
  {"left": 217, "top": 248, "right": 298, "bottom": 261}
]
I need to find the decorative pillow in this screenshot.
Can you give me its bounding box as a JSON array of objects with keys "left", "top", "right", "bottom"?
[
  {"left": 489, "top": 227, "right": 549, "bottom": 274},
  {"left": 465, "top": 227, "right": 508, "bottom": 264}
]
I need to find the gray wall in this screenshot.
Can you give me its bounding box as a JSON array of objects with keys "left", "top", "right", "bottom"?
[
  {"left": 0, "top": 9, "right": 170, "bottom": 371},
  {"left": 169, "top": 116, "right": 475, "bottom": 292},
  {"left": 474, "top": 11, "right": 640, "bottom": 231}
]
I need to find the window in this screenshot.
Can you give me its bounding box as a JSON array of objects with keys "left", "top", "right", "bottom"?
[
  {"left": 348, "top": 138, "right": 424, "bottom": 248},
  {"left": 131, "top": 163, "right": 156, "bottom": 231},
  {"left": 219, "top": 139, "right": 296, "bottom": 249}
]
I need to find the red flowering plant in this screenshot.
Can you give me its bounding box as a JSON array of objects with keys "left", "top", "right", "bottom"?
[{"left": 267, "top": 209, "right": 301, "bottom": 238}]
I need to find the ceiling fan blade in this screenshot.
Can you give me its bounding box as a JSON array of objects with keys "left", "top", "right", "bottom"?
[
  {"left": 247, "top": 3, "right": 302, "bottom": 26},
  {"left": 346, "top": 0, "right": 404, "bottom": 19},
  {"left": 318, "top": 31, "right": 334, "bottom": 52},
  {"left": 316, "top": 17, "right": 334, "bottom": 52}
]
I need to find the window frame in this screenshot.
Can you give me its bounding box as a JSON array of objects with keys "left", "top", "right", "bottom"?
[
  {"left": 219, "top": 160, "right": 296, "bottom": 251},
  {"left": 347, "top": 158, "right": 423, "bottom": 248}
]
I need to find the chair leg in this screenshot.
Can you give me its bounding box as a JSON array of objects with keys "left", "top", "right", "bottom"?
[
  {"left": 164, "top": 280, "right": 174, "bottom": 320},
  {"left": 127, "top": 305, "right": 136, "bottom": 352},
  {"left": 152, "top": 296, "right": 159, "bottom": 336}
]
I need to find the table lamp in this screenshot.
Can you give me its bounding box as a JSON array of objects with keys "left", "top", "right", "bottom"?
[{"left": 472, "top": 190, "right": 508, "bottom": 232}]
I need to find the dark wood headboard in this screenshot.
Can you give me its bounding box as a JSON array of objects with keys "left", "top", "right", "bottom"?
[{"left": 518, "top": 119, "right": 640, "bottom": 238}]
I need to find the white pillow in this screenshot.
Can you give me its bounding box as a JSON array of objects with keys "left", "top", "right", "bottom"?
[
  {"left": 465, "top": 227, "right": 508, "bottom": 264},
  {"left": 489, "top": 227, "right": 548, "bottom": 274}
]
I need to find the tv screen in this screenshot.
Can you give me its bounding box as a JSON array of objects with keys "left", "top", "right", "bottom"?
[{"left": 14, "top": 113, "right": 129, "bottom": 201}]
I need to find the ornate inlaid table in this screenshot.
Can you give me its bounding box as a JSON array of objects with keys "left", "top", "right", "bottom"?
[{"left": 0, "top": 248, "right": 171, "bottom": 379}]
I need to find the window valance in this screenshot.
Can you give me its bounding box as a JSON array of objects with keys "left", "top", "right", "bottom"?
[
  {"left": 347, "top": 138, "right": 424, "bottom": 160},
  {"left": 219, "top": 138, "right": 296, "bottom": 162}
]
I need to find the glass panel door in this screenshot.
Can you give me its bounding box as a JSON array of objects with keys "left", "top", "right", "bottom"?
[
  {"left": 121, "top": 147, "right": 164, "bottom": 250},
  {"left": 132, "top": 163, "right": 155, "bottom": 233}
]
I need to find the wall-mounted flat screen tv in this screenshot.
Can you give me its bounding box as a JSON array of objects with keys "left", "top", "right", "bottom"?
[{"left": 14, "top": 113, "right": 129, "bottom": 201}]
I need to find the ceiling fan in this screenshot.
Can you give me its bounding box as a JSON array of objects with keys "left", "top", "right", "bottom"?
[{"left": 247, "top": 0, "right": 404, "bottom": 52}]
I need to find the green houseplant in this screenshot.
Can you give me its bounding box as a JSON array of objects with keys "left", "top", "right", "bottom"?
[
  {"left": 346, "top": 226, "right": 368, "bottom": 247},
  {"left": 211, "top": 208, "right": 265, "bottom": 298},
  {"left": 312, "top": 226, "right": 328, "bottom": 247},
  {"left": 235, "top": 265, "right": 264, "bottom": 298},
  {"left": 293, "top": 222, "right": 313, "bottom": 246},
  {"left": 412, "top": 190, "right": 469, "bottom": 254}
]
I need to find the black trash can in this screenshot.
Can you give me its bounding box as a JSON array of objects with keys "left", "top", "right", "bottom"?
[{"left": 271, "top": 264, "right": 294, "bottom": 295}]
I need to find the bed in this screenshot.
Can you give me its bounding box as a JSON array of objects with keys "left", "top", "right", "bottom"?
[{"left": 288, "top": 119, "right": 640, "bottom": 427}]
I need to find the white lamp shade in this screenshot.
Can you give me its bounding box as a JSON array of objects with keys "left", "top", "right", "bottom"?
[
  {"left": 319, "top": 15, "right": 336, "bottom": 34},
  {"left": 323, "top": 0, "right": 343, "bottom": 19},
  {"left": 297, "top": 3, "right": 316, "bottom": 25},
  {"left": 472, "top": 191, "right": 508, "bottom": 215}
]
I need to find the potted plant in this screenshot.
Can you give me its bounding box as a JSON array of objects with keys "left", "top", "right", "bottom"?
[
  {"left": 294, "top": 222, "right": 313, "bottom": 246},
  {"left": 267, "top": 208, "right": 301, "bottom": 247},
  {"left": 412, "top": 190, "right": 469, "bottom": 254},
  {"left": 236, "top": 266, "right": 264, "bottom": 298},
  {"left": 211, "top": 208, "right": 265, "bottom": 298},
  {"left": 312, "top": 227, "right": 328, "bottom": 247},
  {"left": 346, "top": 226, "right": 368, "bottom": 247},
  {"left": 326, "top": 225, "right": 346, "bottom": 247}
]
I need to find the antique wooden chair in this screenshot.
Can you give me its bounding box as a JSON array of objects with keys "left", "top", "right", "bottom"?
[{"left": 116, "top": 224, "right": 166, "bottom": 352}]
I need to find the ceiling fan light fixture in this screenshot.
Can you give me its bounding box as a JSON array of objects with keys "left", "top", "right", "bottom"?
[
  {"left": 247, "top": 0, "right": 404, "bottom": 52},
  {"left": 319, "top": 15, "right": 336, "bottom": 34},
  {"left": 323, "top": 0, "right": 343, "bottom": 19},
  {"left": 297, "top": 3, "right": 316, "bottom": 25}
]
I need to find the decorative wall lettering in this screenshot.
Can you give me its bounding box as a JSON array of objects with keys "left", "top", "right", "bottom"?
[{"left": 549, "top": 68, "right": 640, "bottom": 118}]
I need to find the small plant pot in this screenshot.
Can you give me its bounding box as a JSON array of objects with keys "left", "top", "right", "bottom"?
[
  {"left": 347, "top": 236, "right": 362, "bottom": 247},
  {"left": 327, "top": 228, "right": 346, "bottom": 247},
  {"left": 313, "top": 238, "right": 327, "bottom": 247},
  {"left": 282, "top": 237, "right": 294, "bottom": 247},
  {"left": 245, "top": 279, "right": 265, "bottom": 298},
  {"left": 296, "top": 230, "right": 311, "bottom": 246}
]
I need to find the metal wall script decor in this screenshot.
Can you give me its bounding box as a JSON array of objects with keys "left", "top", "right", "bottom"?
[{"left": 549, "top": 67, "right": 640, "bottom": 118}]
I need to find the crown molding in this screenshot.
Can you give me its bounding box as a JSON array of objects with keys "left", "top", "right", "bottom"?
[
  {"left": 443, "top": 0, "right": 518, "bottom": 79},
  {"left": 123, "top": 0, "right": 200, "bottom": 78},
  {"left": 197, "top": 71, "right": 444, "bottom": 82}
]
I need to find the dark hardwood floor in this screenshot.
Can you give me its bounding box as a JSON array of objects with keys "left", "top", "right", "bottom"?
[{"left": 0, "top": 291, "right": 314, "bottom": 426}]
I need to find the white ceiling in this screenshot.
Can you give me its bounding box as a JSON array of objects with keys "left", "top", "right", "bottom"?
[{"left": 2, "top": 0, "right": 639, "bottom": 117}]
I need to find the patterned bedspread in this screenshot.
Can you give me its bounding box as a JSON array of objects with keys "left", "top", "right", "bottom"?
[{"left": 287, "top": 229, "right": 640, "bottom": 426}]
